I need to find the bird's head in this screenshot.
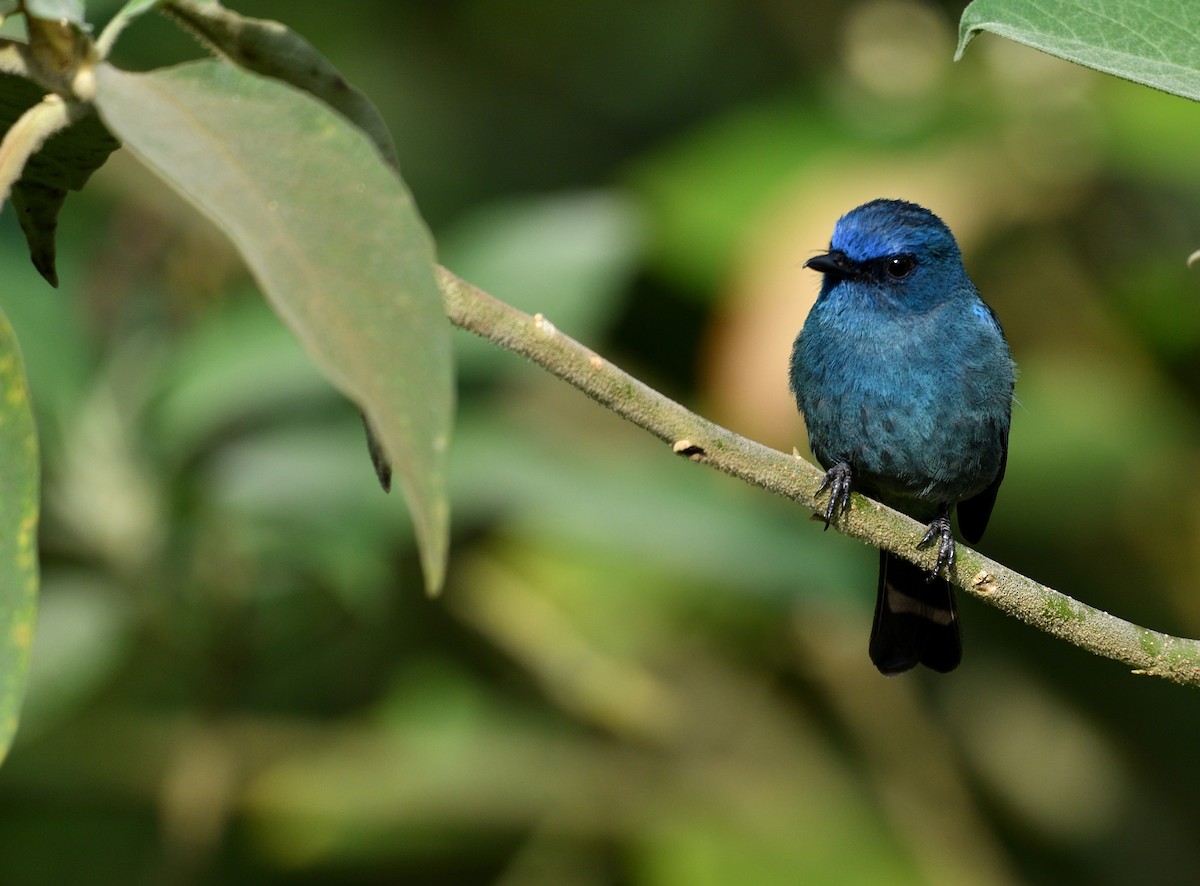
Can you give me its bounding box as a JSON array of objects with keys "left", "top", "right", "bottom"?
[{"left": 805, "top": 199, "right": 968, "bottom": 308}]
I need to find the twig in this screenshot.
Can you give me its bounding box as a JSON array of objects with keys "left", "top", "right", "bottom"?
[{"left": 436, "top": 265, "right": 1200, "bottom": 688}]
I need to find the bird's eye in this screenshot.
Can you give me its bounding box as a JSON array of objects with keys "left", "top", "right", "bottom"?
[{"left": 886, "top": 255, "right": 916, "bottom": 279}]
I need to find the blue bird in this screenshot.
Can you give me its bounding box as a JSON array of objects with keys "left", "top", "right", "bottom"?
[{"left": 790, "top": 199, "right": 1014, "bottom": 674}]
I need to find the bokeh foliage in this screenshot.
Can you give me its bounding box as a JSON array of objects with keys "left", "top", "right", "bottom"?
[{"left": 0, "top": 0, "right": 1198, "bottom": 884}]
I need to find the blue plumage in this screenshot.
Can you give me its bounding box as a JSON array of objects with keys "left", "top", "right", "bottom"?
[{"left": 790, "top": 199, "right": 1014, "bottom": 674}]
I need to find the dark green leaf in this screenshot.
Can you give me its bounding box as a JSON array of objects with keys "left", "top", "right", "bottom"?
[
  {"left": 957, "top": 0, "right": 1200, "bottom": 101},
  {"left": 10, "top": 181, "right": 66, "bottom": 286},
  {"left": 92, "top": 60, "right": 453, "bottom": 592},
  {"left": 0, "top": 72, "right": 121, "bottom": 285}
]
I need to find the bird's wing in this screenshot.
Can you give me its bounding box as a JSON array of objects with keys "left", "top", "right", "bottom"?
[{"left": 956, "top": 431, "right": 1007, "bottom": 544}]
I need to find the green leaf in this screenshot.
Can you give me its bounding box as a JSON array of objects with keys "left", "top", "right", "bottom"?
[
  {"left": 21, "top": 0, "right": 85, "bottom": 26},
  {"left": 155, "top": 1, "right": 407, "bottom": 490},
  {"left": 0, "top": 308, "right": 41, "bottom": 763},
  {"left": 92, "top": 60, "right": 454, "bottom": 593},
  {"left": 957, "top": 0, "right": 1200, "bottom": 101},
  {"left": 162, "top": 0, "right": 398, "bottom": 168}
]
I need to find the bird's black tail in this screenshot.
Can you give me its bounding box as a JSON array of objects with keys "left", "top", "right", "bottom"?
[{"left": 870, "top": 551, "right": 961, "bottom": 675}]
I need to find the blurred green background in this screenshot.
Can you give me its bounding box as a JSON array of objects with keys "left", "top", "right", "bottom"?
[{"left": 1, "top": 0, "right": 1199, "bottom": 883}]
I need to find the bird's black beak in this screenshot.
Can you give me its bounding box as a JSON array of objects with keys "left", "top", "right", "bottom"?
[{"left": 804, "top": 249, "right": 859, "bottom": 279}]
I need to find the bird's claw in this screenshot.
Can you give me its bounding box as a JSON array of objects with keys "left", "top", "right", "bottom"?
[
  {"left": 918, "top": 513, "right": 955, "bottom": 578},
  {"left": 817, "top": 462, "right": 853, "bottom": 528}
]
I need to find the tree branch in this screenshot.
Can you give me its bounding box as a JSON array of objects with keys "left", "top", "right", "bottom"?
[{"left": 437, "top": 266, "right": 1200, "bottom": 688}]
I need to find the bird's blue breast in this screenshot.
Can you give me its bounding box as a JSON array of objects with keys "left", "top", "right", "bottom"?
[{"left": 791, "top": 280, "right": 1012, "bottom": 515}]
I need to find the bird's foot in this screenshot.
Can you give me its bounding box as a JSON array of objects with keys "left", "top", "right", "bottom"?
[
  {"left": 816, "top": 462, "right": 853, "bottom": 528},
  {"left": 918, "top": 513, "right": 955, "bottom": 578}
]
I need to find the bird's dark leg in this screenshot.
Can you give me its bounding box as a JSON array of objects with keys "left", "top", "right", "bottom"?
[
  {"left": 816, "top": 461, "right": 853, "bottom": 528},
  {"left": 918, "top": 508, "right": 955, "bottom": 578}
]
